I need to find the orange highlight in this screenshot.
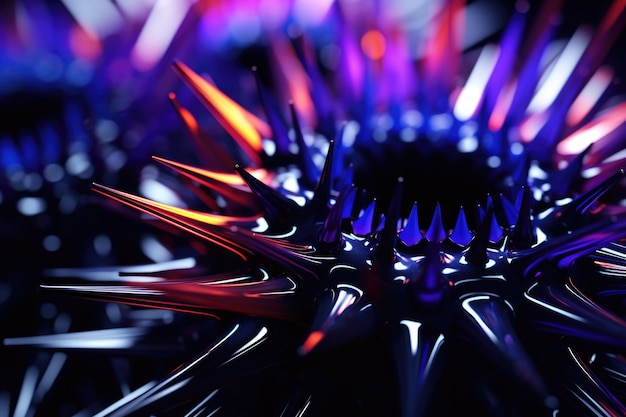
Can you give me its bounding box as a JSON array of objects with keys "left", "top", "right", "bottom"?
[
  {"left": 300, "top": 330, "right": 324, "bottom": 355},
  {"left": 361, "top": 30, "right": 386, "bottom": 60}
]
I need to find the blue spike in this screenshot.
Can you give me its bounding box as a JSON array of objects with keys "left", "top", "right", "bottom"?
[
  {"left": 20, "top": 133, "right": 40, "bottom": 171},
  {"left": 341, "top": 186, "right": 358, "bottom": 219},
  {"left": 489, "top": 211, "right": 503, "bottom": 243},
  {"left": 509, "top": 186, "right": 535, "bottom": 250},
  {"left": 353, "top": 199, "right": 376, "bottom": 236},
  {"left": 399, "top": 203, "right": 421, "bottom": 246},
  {"left": 449, "top": 207, "right": 472, "bottom": 246},
  {"left": 424, "top": 203, "right": 446, "bottom": 242},
  {"left": 0, "top": 137, "right": 21, "bottom": 170},
  {"left": 500, "top": 193, "right": 518, "bottom": 228}
]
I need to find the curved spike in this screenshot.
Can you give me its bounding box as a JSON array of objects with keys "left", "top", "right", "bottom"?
[
  {"left": 172, "top": 61, "right": 263, "bottom": 165},
  {"left": 309, "top": 140, "right": 335, "bottom": 216},
  {"left": 390, "top": 320, "right": 446, "bottom": 417},
  {"left": 235, "top": 164, "right": 300, "bottom": 223},
  {"left": 465, "top": 206, "right": 492, "bottom": 266},
  {"left": 449, "top": 206, "right": 472, "bottom": 246},
  {"left": 541, "top": 169, "right": 624, "bottom": 234},
  {"left": 319, "top": 186, "right": 348, "bottom": 247},
  {"left": 509, "top": 186, "right": 535, "bottom": 250},
  {"left": 399, "top": 203, "right": 421, "bottom": 246},
  {"left": 412, "top": 241, "right": 444, "bottom": 306},
  {"left": 353, "top": 199, "right": 377, "bottom": 236},
  {"left": 460, "top": 295, "right": 548, "bottom": 397},
  {"left": 298, "top": 283, "right": 376, "bottom": 355},
  {"left": 524, "top": 278, "right": 626, "bottom": 348},
  {"left": 424, "top": 203, "right": 446, "bottom": 243},
  {"left": 552, "top": 347, "right": 626, "bottom": 416},
  {"left": 376, "top": 178, "right": 403, "bottom": 263}
]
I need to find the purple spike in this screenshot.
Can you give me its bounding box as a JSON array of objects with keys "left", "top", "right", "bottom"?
[
  {"left": 509, "top": 186, "right": 535, "bottom": 250},
  {"left": 460, "top": 295, "right": 548, "bottom": 397},
  {"left": 424, "top": 203, "right": 446, "bottom": 243},
  {"left": 235, "top": 164, "right": 300, "bottom": 222},
  {"left": 449, "top": 207, "right": 472, "bottom": 246},
  {"left": 289, "top": 102, "right": 319, "bottom": 187},
  {"left": 499, "top": 194, "right": 518, "bottom": 228},
  {"left": 399, "top": 203, "right": 421, "bottom": 246},
  {"left": 525, "top": 279, "right": 626, "bottom": 348},
  {"left": 391, "top": 320, "right": 446, "bottom": 417},
  {"left": 319, "top": 186, "right": 348, "bottom": 247},
  {"left": 484, "top": 10, "right": 527, "bottom": 117},
  {"left": 298, "top": 283, "right": 377, "bottom": 355},
  {"left": 353, "top": 199, "right": 377, "bottom": 236}
]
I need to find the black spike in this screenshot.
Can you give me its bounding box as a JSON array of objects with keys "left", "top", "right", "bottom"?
[
  {"left": 309, "top": 140, "right": 335, "bottom": 217},
  {"left": 376, "top": 178, "right": 403, "bottom": 263},
  {"left": 235, "top": 164, "right": 300, "bottom": 223},
  {"left": 466, "top": 206, "right": 492, "bottom": 266},
  {"left": 509, "top": 186, "right": 535, "bottom": 250},
  {"left": 253, "top": 67, "right": 290, "bottom": 154},
  {"left": 541, "top": 169, "right": 625, "bottom": 235}
]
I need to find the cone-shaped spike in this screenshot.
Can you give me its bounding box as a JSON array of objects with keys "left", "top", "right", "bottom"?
[
  {"left": 399, "top": 203, "right": 421, "bottom": 246},
  {"left": 489, "top": 211, "right": 503, "bottom": 243},
  {"left": 552, "top": 347, "right": 626, "bottom": 416},
  {"left": 376, "top": 178, "right": 403, "bottom": 263},
  {"left": 289, "top": 102, "right": 319, "bottom": 188},
  {"left": 319, "top": 186, "right": 348, "bottom": 247},
  {"left": 308, "top": 140, "right": 335, "bottom": 218},
  {"left": 424, "top": 203, "right": 446, "bottom": 242},
  {"left": 449, "top": 207, "right": 472, "bottom": 246},
  {"left": 525, "top": 279, "right": 626, "bottom": 348},
  {"left": 412, "top": 241, "right": 445, "bottom": 307},
  {"left": 235, "top": 164, "right": 300, "bottom": 224},
  {"left": 168, "top": 92, "right": 236, "bottom": 172},
  {"left": 499, "top": 193, "right": 518, "bottom": 228},
  {"left": 465, "top": 206, "right": 492, "bottom": 266},
  {"left": 509, "top": 186, "right": 535, "bottom": 250},
  {"left": 172, "top": 61, "right": 263, "bottom": 166},
  {"left": 541, "top": 169, "right": 624, "bottom": 235},
  {"left": 390, "top": 320, "right": 446, "bottom": 417},
  {"left": 298, "top": 283, "right": 376, "bottom": 355},
  {"left": 460, "top": 295, "right": 548, "bottom": 396},
  {"left": 152, "top": 156, "right": 260, "bottom": 208},
  {"left": 353, "top": 199, "right": 377, "bottom": 236}
]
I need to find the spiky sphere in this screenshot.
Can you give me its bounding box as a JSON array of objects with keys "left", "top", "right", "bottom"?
[{"left": 7, "top": 1, "right": 626, "bottom": 416}]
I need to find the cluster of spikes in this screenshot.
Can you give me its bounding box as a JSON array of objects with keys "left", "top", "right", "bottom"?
[{"left": 8, "top": 0, "right": 626, "bottom": 416}]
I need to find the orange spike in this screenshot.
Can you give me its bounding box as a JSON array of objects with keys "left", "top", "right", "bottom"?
[
  {"left": 92, "top": 183, "right": 255, "bottom": 259},
  {"left": 172, "top": 61, "right": 269, "bottom": 164},
  {"left": 152, "top": 156, "right": 271, "bottom": 186}
]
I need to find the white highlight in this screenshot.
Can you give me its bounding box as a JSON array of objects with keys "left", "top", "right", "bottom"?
[
  {"left": 454, "top": 45, "right": 500, "bottom": 121},
  {"left": 61, "top": 0, "right": 123, "bottom": 39}
]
